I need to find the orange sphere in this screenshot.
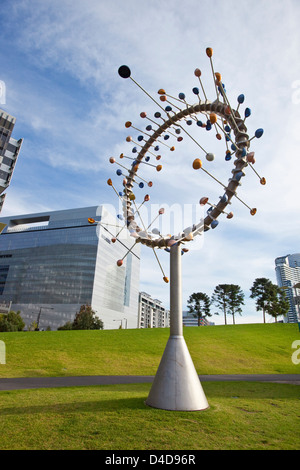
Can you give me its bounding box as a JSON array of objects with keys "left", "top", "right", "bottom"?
[
  {"left": 194, "top": 68, "right": 201, "bottom": 77},
  {"left": 117, "top": 259, "right": 123, "bottom": 267},
  {"left": 193, "top": 158, "right": 202, "bottom": 170},
  {"left": 156, "top": 165, "right": 162, "bottom": 172},
  {"left": 163, "top": 276, "right": 169, "bottom": 283},
  {"left": 210, "top": 113, "right": 217, "bottom": 124},
  {"left": 158, "top": 88, "right": 166, "bottom": 95},
  {"left": 88, "top": 218, "right": 95, "bottom": 224},
  {"left": 107, "top": 178, "right": 112, "bottom": 186},
  {"left": 125, "top": 121, "right": 132, "bottom": 128},
  {"left": 206, "top": 47, "right": 213, "bottom": 58}
]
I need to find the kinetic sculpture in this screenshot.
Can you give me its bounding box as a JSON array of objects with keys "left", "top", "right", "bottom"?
[{"left": 98, "top": 48, "right": 264, "bottom": 410}]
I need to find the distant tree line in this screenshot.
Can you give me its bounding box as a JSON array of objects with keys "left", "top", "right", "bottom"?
[
  {"left": 0, "top": 305, "right": 104, "bottom": 332},
  {"left": 187, "top": 278, "right": 290, "bottom": 325}
]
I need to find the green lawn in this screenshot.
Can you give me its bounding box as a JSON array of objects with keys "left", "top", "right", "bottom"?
[
  {"left": 0, "top": 382, "right": 299, "bottom": 450},
  {"left": 0, "top": 323, "right": 298, "bottom": 378},
  {"left": 0, "top": 323, "right": 299, "bottom": 450}
]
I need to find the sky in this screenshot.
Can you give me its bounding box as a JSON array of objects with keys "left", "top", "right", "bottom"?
[{"left": 0, "top": 0, "right": 299, "bottom": 325}]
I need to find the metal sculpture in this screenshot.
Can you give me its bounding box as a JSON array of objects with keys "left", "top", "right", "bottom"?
[{"left": 105, "top": 47, "right": 265, "bottom": 410}]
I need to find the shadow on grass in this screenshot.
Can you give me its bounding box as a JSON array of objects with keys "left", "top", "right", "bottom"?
[
  {"left": 1, "top": 381, "right": 299, "bottom": 418},
  {"left": 0, "top": 396, "right": 150, "bottom": 416}
]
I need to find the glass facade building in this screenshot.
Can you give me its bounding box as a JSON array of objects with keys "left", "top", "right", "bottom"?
[
  {"left": 0, "top": 109, "right": 23, "bottom": 214},
  {"left": 275, "top": 253, "right": 300, "bottom": 323},
  {"left": 0, "top": 206, "right": 140, "bottom": 330}
]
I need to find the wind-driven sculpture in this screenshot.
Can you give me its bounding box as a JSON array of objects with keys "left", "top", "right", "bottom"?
[{"left": 91, "top": 47, "right": 265, "bottom": 410}]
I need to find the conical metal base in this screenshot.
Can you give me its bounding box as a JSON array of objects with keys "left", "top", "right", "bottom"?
[{"left": 146, "top": 335, "right": 209, "bottom": 411}]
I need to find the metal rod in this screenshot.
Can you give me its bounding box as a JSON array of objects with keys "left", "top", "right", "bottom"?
[{"left": 170, "top": 243, "right": 183, "bottom": 337}]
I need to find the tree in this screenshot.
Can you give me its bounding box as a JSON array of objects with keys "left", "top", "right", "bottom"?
[
  {"left": 267, "top": 286, "right": 290, "bottom": 322},
  {"left": 250, "top": 278, "right": 277, "bottom": 323},
  {"left": 187, "top": 292, "right": 211, "bottom": 325},
  {"left": 58, "top": 305, "right": 104, "bottom": 330},
  {"left": 0, "top": 311, "right": 25, "bottom": 332},
  {"left": 227, "top": 285, "right": 245, "bottom": 325},
  {"left": 211, "top": 284, "right": 244, "bottom": 325}
]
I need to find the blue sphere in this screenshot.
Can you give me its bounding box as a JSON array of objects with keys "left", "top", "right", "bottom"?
[
  {"left": 255, "top": 128, "right": 264, "bottom": 138},
  {"left": 245, "top": 107, "right": 251, "bottom": 118}
]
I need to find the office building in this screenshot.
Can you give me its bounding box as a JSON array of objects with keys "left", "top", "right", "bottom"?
[
  {"left": 0, "top": 206, "right": 140, "bottom": 330},
  {"left": 138, "top": 292, "right": 169, "bottom": 328},
  {"left": 275, "top": 253, "right": 300, "bottom": 323},
  {"left": 0, "top": 109, "right": 23, "bottom": 214},
  {"left": 182, "top": 311, "right": 213, "bottom": 326}
]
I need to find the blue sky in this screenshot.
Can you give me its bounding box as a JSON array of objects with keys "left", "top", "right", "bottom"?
[{"left": 0, "top": 0, "right": 299, "bottom": 325}]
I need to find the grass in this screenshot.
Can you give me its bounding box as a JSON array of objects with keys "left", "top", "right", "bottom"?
[
  {"left": 0, "top": 382, "right": 299, "bottom": 450},
  {"left": 0, "top": 323, "right": 299, "bottom": 450},
  {"left": 0, "top": 323, "right": 299, "bottom": 378}
]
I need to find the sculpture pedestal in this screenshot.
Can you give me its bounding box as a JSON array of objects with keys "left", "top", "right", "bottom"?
[
  {"left": 146, "top": 243, "right": 209, "bottom": 411},
  {"left": 146, "top": 334, "right": 209, "bottom": 411}
]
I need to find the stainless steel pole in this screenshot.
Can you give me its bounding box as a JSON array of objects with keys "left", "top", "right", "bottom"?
[
  {"left": 170, "top": 243, "right": 183, "bottom": 337},
  {"left": 146, "top": 243, "right": 209, "bottom": 411}
]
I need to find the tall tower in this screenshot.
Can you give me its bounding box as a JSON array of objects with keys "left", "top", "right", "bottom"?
[
  {"left": 0, "top": 109, "right": 23, "bottom": 213},
  {"left": 275, "top": 253, "right": 300, "bottom": 323}
]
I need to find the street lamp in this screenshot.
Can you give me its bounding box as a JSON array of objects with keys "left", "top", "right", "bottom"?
[
  {"left": 36, "top": 306, "right": 54, "bottom": 330},
  {"left": 113, "top": 319, "right": 123, "bottom": 329}
]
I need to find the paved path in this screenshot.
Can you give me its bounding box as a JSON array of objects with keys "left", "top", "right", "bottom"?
[{"left": 0, "top": 374, "right": 299, "bottom": 391}]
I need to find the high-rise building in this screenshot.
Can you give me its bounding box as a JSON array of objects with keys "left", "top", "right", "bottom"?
[
  {"left": 138, "top": 292, "right": 169, "bottom": 328},
  {"left": 0, "top": 206, "right": 140, "bottom": 330},
  {"left": 0, "top": 109, "right": 23, "bottom": 214},
  {"left": 275, "top": 253, "right": 300, "bottom": 323}
]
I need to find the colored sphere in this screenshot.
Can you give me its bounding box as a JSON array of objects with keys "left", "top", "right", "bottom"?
[
  {"left": 192, "top": 87, "right": 199, "bottom": 95},
  {"left": 118, "top": 65, "right": 131, "bottom": 79},
  {"left": 194, "top": 68, "right": 201, "bottom": 77},
  {"left": 193, "top": 158, "right": 202, "bottom": 169},
  {"left": 125, "top": 121, "right": 132, "bottom": 128},
  {"left": 178, "top": 92, "right": 185, "bottom": 100},
  {"left": 255, "top": 128, "right": 264, "bottom": 139},
  {"left": 206, "top": 47, "right": 213, "bottom": 57},
  {"left": 117, "top": 259, "right": 123, "bottom": 266},
  {"left": 88, "top": 218, "right": 95, "bottom": 224},
  {"left": 200, "top": 197, "right": 209, "bottom": 206},
  {"left": 206, "top": 152, "right": 215, "bottom": 162},
  {"left": 210, "top": 113, "right": 217, "bottom": 124}
]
